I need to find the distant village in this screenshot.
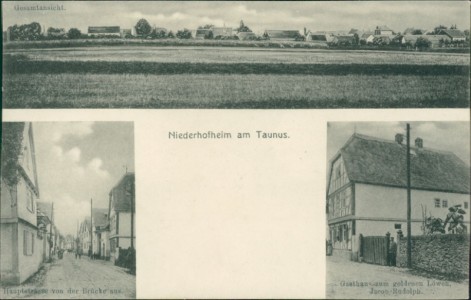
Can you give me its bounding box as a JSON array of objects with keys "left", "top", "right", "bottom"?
[{"left": 3, "top": 19, "right": 469, "bottom": 49}]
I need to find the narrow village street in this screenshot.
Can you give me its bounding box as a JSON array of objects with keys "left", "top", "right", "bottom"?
[
  {"left": 327, "top": 255, "right": 469, "bottom": 299},
  {"left": 1, "top": 253, "right": 135, "bottom": 299}
]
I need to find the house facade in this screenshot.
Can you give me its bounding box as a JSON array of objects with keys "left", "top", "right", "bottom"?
[
  {"left": 194, "top": 28, "right": 211, "bottom": 39},
  {"left": 438, "top": 29, "right": 466, "bottom": 42},
  {"left": 78, "top": 217, "right": 91, "bottom": 255},
  {"left": 92, "top": 208, "right": 110, "bottom": 260},
  {"left": 36, "top": 202, "right": 55, "bottom": 261},
  {"left": 327, "top": 133, "right": 470, "bottom": 261},
  {"left": 87, "top": 26, "right": 121, "bottom": 37},
  {"left": 264, "top": 30, "right": 301, "bottom": 41},
  {"left": 237, "top": 31, "right": 256, "bottom": 40},
  {"left": 374, "top": 25, "right": 394, "bottom": 35},
  {"left": 212, "top": 27, "right": 232, "bottom": 38},
  {"left": 108, "top": 173, "right": 136, "bottom": 262},
  {"left": 0, "top": 123, "right": 44, "bottom": 284}
]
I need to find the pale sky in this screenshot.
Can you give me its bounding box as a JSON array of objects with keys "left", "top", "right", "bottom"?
[
  {"left": 327, "top": 122, "right": 471, "bottom": 166},
  {"left": 2, "top": 1, "right": 470, "bottom": 34},
  {"left": 33, "top": 122, "right": 134, "bottom": 236}
]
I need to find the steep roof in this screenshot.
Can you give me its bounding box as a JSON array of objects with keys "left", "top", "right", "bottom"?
[
  {"left": 110, "top": 172, "right": 135, "bottom": 212},
  {"left": 376, "top": 25, "right": 393, "bottom": 31},
  {"left": 88, "top": 26, "right": 120, "bottom": 34},
  {"left": 333, "top": 35, "right": 355, "bottom": 42},
  {"left": 336, "top": 134, "right": 470, "bottom": 194},
  {"left": 265, "top": 30, "right": 300, "bottom": 39},
  {"left": 92, "top": 208, "right": 108, "bottom": 227},
  {"left": 439, "top": 29, "right": 466, "bottom": 38},
  {"left": 37, "top": 202, "right": 53, "bottom": 220},
  {"left": 404, "top": 34, "right": 450, "bottom": 43}
]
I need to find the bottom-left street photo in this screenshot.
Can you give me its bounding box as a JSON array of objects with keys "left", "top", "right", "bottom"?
[{"left": 1, "top": 122, "right": 136, "bottom": 299}]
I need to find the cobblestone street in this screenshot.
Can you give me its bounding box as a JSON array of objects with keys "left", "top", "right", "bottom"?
[
  {"left": 1, "top": 252, "right": 135, "bottom": 299},
  {"left": 327, "top": 255, "right": 468, "bottom": 299}
]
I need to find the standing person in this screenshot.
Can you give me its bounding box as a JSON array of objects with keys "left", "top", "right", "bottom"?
[{"left": 388, "top": 237, "right": 397, "bottom": 266}]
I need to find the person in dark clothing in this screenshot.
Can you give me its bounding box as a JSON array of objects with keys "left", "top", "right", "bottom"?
[{"left": 388, "top": 237, "right": 397, "bottom": 266}]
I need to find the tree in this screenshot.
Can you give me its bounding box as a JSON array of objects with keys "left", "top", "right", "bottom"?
[
  {"left": 176, "top": 28, "right": 192, "bottom": 39},
  {"left": 10, "top": 22, "right": 42, "bottom": 41},
  {"left": 68, "top": 28, "right": 82, "bottom": 39},
  {"left": 167, "top": 30, "right": 175, "bottom": 38},
  {"left": 204, "top": 30, "right": 213, "bottom": 39},
  {"left": 237, "top": 20, "right": 252, "bottom": 33},
  {"left": 353, "top": 33, "right": 360, "bottom": 46},
  {"left": 1, "top": 123, "right": 25, "bottom": 186},
  {"left": 433, "top": 25, "right": 447, "bottom": 34},
  {"left": 198, "top": 24, "right": 214, "bottom": 29},
  {"left": 47, "top": 27, "right": 63, "bottom": 35},
  {"left": 135, "top": 18, "right": 152, "bottom": 37},
  {"left": 415, "top": 37, "right": 431, "bottom": 50},
  {"left": 412, "top": 29, "right": 423, "bottom": 35},
  {"left": 149, "top": 29, "right": 167, "bottom": 39}
]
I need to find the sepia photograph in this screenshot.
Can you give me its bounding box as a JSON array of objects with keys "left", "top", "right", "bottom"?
[
  {"left": 326, "top": 121, "right": 470, "bottom": 299},
  {"left": 2, "top": 1, "right": 470, "bottom": 109},
  {"left": 0, "top": 122, "right": 136, "bottom": 299}
]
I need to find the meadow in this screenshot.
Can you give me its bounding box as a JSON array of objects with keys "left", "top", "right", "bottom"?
[{"left": 2, "top": 46, "right": 470, "bottom": 108}]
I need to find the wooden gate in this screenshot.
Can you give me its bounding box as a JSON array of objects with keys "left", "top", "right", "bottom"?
[{"left": 360, "top": 234, "right": 389, "bottom": 266}]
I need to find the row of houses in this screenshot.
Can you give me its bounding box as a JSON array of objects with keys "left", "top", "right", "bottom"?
[
  {"left": 307, "top": 27, "right": 467, "bottom": 47},
  {"left": 77, "top": 172, "right": 136, "bottom": 263},
  {"left": 3, "top": 22, "right": 468, "bottom": 46},
  {"left": 326, "top": 133, "right": 470, "bottom": 261},
  {"left": 0, "top": 123, "right": 62, "bottom": 284}
]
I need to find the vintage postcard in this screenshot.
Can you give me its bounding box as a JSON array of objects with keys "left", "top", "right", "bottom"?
[
  {"left": 1, "top": 1, "right": 470, "bottom": 108},
  {"left": 1, "top": 1, "right": 470, "bottom": 299},
  {"left": 326, "top": 122, "right": 470, "bottom": 299},
  {"left": 0, "top": 122, "right": 135, "bottom": 299}
]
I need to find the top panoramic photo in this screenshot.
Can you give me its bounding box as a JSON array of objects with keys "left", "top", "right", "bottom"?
[{"left": 2, "top": 1, "right": 470, "bottom": 109}]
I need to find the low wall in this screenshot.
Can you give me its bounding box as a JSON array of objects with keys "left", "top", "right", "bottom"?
[{"left": 397, "top": 234, "right": 469, "bottom": 278}]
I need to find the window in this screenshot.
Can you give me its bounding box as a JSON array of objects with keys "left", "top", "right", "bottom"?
[
  {"left": 23, "top": 231, "right": 34, "bottom": 255},
  {"left": 442, "top": 200, "right": 448, "bottom": 208},
  {"left": 26, "top": 186, "right": 34, "bottom": 212},
  {"left": 434, "top": 198, "right": 440, "bottom": 208},
  {"left": 465, "top": 202, "right": 469, "bottom": 209}
]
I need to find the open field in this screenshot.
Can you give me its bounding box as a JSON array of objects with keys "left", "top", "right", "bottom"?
[
  {"left": 2, "top": 47, "right": 470, "bottom": 108},
  {"left": 4, "top": 47, "right": 470, "bottom": 65},
  {"left": 3, "top": 74, "right": 469, "bottom": 108}
]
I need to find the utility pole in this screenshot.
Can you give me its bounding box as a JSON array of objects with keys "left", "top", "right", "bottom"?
[
  {"left": 76, "top": 219, "right": 79, "bottom": 251},
  {"left": 406, "top": 124, "right": 412, "bottom": 268},
  {"left": 90, "top": 198, "right": 93, "bottom": 258}
]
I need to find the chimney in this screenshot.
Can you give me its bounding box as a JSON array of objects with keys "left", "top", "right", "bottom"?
[
  {"left": 395, "top": 133, "right": 404, "bottom": 144},
  {"left": 415, "top": 137, "right": 423, "bottom": 148}
]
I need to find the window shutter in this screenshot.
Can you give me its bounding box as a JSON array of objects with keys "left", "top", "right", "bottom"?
[{"left": 23, "top": 230, "right": 27, "bottom": 255}]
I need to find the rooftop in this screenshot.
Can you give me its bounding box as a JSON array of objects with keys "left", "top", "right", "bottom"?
[{"left": 332, "top": 133, "right": 470, "bottom": 194}]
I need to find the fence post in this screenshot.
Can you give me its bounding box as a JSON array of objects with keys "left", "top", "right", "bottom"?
[
  {"left": 359, "top": 234, "right": 363, "bottom": 262},
  {"left": 385, "top": 232, "right": 391, "bottom": 266}
]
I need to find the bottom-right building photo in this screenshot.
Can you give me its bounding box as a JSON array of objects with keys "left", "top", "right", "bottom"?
[{"left": 326, "top": 121, "right": 470, "bottom": 299}]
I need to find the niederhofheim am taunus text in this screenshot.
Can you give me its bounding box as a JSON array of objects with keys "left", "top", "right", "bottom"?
[{"left": 168, "top": 131, "right": 289, "bottom": 139}]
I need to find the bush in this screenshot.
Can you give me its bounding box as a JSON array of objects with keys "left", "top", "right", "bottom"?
[{"left": 115, "top": 248, "right": 136, "bottom": 274}]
